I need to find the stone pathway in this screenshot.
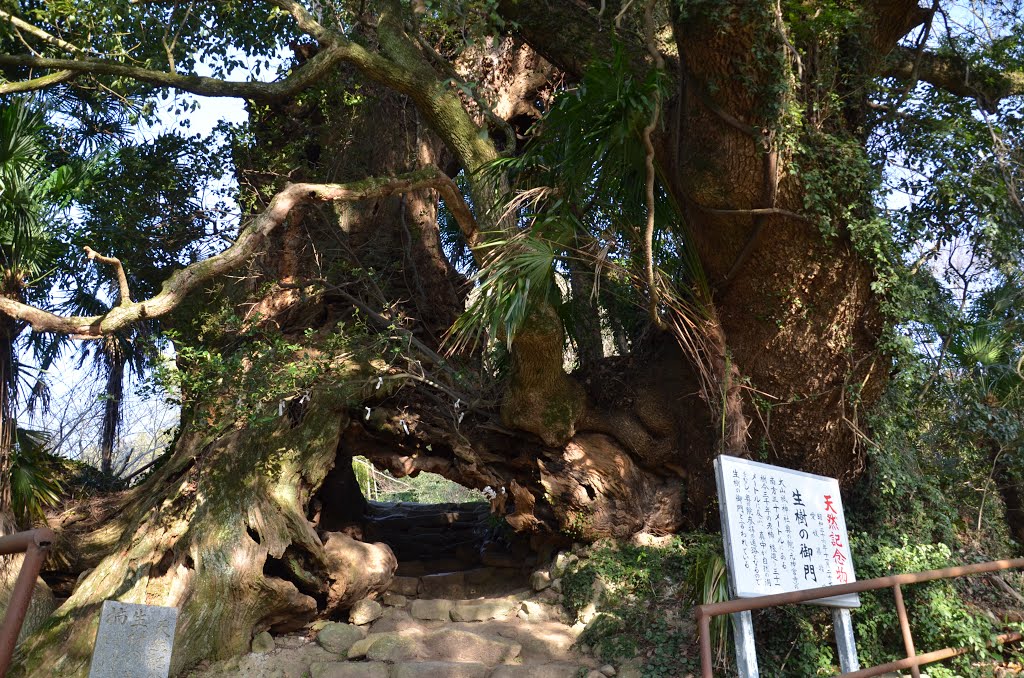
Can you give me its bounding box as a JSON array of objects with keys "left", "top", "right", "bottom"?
[
  {"left": 187, "top": 583, "right": 614, "bottom": 678},
  {"left": 188, "top": 503, "right": 617, "bottom": 678}
]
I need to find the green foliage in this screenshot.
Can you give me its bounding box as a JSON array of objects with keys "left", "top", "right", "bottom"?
[
  {"left": 684, "top": 540, "right": 730, "bottom": 664},
  {"left": 452, "top": 45, "right": 707, "bottom": 360},
  {"left": 352, "top": 456, "right": 485, "bottom": 504},
  {"left": 851, "top": 539, "right": 1021, "bottom": 677},
  {"left": 10, "top": 428, "right": 62, "bottom": 526},
  {"left": 162, "top": 312, "right": 361, "bottom": 430},
  {"left": 561, "top": 536, "right": 723, "bottom": 678},
  {"left": 448, "top": 232, "right": 557, "bottom": 352}
]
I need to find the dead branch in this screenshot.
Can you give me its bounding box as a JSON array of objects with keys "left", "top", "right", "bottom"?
[{"left": 84, "top": 247, "right": 132, "bottom": 306}]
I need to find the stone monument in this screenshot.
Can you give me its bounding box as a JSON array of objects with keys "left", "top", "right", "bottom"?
[{"left": 88, "top": 601, "right": 178, "bottom": 678}]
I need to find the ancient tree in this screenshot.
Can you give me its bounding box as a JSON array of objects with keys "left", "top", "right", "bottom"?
[{"left": 0, "top": 0, "right": 1022, "bottom": 673}]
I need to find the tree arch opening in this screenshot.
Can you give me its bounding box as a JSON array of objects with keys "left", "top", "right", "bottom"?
[{"left": 310, "top": 445, "right": 560, "bottom": 602}]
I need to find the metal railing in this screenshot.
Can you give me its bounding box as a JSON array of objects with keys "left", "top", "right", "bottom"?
[
  {"left": 695, "top": 557, "right": 1024, "bottom": 678},
  {"left": 0, "top": 528, "right": 55, "bottom": 677}
]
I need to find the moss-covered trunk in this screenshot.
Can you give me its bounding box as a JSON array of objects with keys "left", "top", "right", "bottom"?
[{"left": 13, "top": 389, "right": 351, "bottom": 676}]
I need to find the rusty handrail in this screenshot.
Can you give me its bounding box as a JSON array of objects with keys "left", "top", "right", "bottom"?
[
  {"left": 0, "top": 528, "right": 54, "bottom": 677},
  {"left": 695, "top": 556, "right": 1024, "bottom": 678}
]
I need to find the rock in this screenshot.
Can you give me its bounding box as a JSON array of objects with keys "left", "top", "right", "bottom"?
[
  {"left": 322, "top": 532, "right": 397, "bottom": 616},
  {"left": 550, "top": 578, "right": 563, "bottom": 593},
  {"left": 391, "top": 662, "right": 490, "bottom": 678},
  {"left": 382, "top": 592, "right": 407, "bottom": 606},
  {"left": 550, "top": 552, "right": 578, "bottom": 578},
  {"left": 274, "top": 634, "right": 307, "bottom": 650},
  {"left": 419, "top": 571, "right": 466, "bottom": 598},
  {"left": 600, "top": 665, "right": 617, "bottom": 676},
  {"left": 587, "top": 672, "right": 606, "bottom": 678},
  {"left": 450, "top": 598, "right": 516, "bottom": 622},
  {"left": 316, "top": 622, "right": 364, "bottom": 655},
  {"left": 530, "top": 570, "right": 552, "bottom": 591},
  {"left": 520, "top": 600, "right": 548, "bottom": 622},
  {"left": 388, "top": 575, "right": 421, "bottom": 596},
  {"left": 517, "top": 609, "right": 529, "bottom": 621},
  {"left": 365, "top": 628, "right": 521, "bottom": 664},
  {"left": 535, "top": 588, "right": 561, "bottom": 603},
  {"left": 251, "top": 631, "right": 275, "bottom": 653},
  {"left": 346, "top": 633, "right": 387, "bottom": 659},
  {"left": 310, "top": 662, "right": 389, "bottom": 678},
  {"left": 349, "top": 598, "right": 383, "bottom": 625},
  {"left": 410, "top": 598, "right": 453, "bottom": 621},
  {"left": 490, "top": 664, "right": 584, "bottom": 678}
]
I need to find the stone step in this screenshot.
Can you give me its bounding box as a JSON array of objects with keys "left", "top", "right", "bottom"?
[
  {"left": 368, "top": 605, "right": 582, "bottom": 665},
  {"left": 310, "top": 662, "right": 587, "bottom": 678},
  {"left": 347, "top": 628, "right": 522, "bottom": 664}
]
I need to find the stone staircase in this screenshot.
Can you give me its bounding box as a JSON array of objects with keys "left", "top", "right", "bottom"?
[
  {"left": 188, "top": 584, "right": 611, "bottom": 678},
  {"left": 188, "top": 503, "right": 613, "bottom": 678},
  {"left": 364, "top": 500, "right": 534, "bottom": 600}
]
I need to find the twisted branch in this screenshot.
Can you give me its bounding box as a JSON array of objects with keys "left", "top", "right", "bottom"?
[
  {"left": 0, "top": 167, "right": 476, "bottom": 338},
  {"left": 84, "top": 247, "right": 132, "bottom": 306}
]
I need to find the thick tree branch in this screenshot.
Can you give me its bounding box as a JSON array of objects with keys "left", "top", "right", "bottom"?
[
  {"left": 0, "top": 9, "right": 84, "bottom": 55},
  {"left": 885, "top": 45, "right": 1024, "bottom": 109},
  {"left": 265, "top": 0, "right": 335, "bottom": 45},
  {"left": 0, "top": 68, "right": 76, "bottom": 93},
  {"left": 0, "top": 47, "right": 351, "bottom": 100},
  {"left": 497, "top": 0, "right": 651, "bottom": 81},
  {"left": 865, "top": 1, "right": 932, "bottom": 54},
  {"left": 84, "top": 247, "right": 133, "bottom": 306},
  {"left": 0, "top": 168, "right": 476, "bottom": 338}
]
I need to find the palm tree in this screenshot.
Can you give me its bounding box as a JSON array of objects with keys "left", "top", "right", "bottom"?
[
  {"left": 74, "top": 329, "right": 152, "bottom": 476},
  {"left": 0, "top": 100, "right": 86, "bottom": 525}
]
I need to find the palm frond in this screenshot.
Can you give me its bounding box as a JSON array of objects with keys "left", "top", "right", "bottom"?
[
  {"left": 446, "top": 232, "right": 559, "bottom": 353},
  {"left": 10, "top": 426, "right": 63, "bottom": 526}
]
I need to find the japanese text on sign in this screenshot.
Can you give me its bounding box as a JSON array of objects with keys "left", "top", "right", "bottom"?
[{"left": 714, "top": 455, "right": 860, "bottom": 608}]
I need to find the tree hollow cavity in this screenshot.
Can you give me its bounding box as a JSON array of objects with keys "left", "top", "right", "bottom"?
[{"left": 310, "top": 449, "right": 554, "bottom": 601}]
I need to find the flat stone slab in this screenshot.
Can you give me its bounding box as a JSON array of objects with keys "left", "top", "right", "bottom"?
[
  {"left": 391, "top": 661, "right": 490, "bottom": 678},
  {"left": 410, "top": 598, "right": 453, "bottom": 621},
  {"left": 310, "top": 662, "right": 389, "bottom": 678},
  {"left": 490, "top": 663, "right": 586, "bottom": 678},
  {"left": 89, "top": 601, "right": 178, "bottom": 678},
  {"left": 351, "top": 628, "right": 521, "bottom": 664},
  {"left": 381, "top": 592, "right": 407, "bottom": 606},
  {"left": 419, "top": 571, "right": 466, "bottom": 598},
  {"left": 388, "top": 576, "right": 420, "bottom": 596},
  {"left": 449, "top": 599, "right": 516, "bottom": 622}
]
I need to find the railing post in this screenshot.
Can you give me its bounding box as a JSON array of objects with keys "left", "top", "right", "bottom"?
[
  {"left": 698, "top": 609, "right": 713, "bottom": 678},
  {"left": 0, "top": 529, "right": 54, "bottom": 677},
  {"left": 892, "top": 584, "right": 920, "bottom": 678}
]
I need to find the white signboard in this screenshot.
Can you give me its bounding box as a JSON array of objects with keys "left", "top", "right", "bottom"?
[{"left": 715, "top": 455, "right": 859, "bottom": 608}]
